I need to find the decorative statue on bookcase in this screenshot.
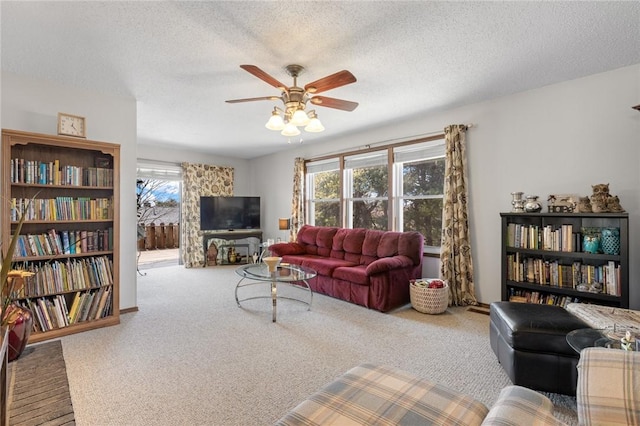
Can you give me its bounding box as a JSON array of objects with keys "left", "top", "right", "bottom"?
[
  {"left": 588, "top": 183, "right": 625, "bottom": 213},
  {"left": 577, "top": 196, "right": 592, "bottom": 213}
]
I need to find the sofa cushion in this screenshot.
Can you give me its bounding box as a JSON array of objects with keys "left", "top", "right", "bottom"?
[
  {"left": 329, "top": 228, "right": 348, "bottom": 259},
  {"left": 275, "top": 363, "right": 489, "bottom": 426},
  {"left": 296, "top": 256, "right": 357, "bottom": 277},
  {"left": 361, "top": 230, "right": 384, "bottom": 265},
  {"left": 398, "top": 231, "right": 424, "bottom": 265},
  {"left": 378, "top": 231, "right": 401, "bottom": 258},
  {"left": 576, "top": 347, "right": 640, "bottom": 425},
  {"left": 333, "top": 264, "right": 370, "bottom": 285},
  {"left": 316, "top": 227, "right": 338, "bottom": 257},
  {"left": 481, "top": 385, "right": 565, "bottom": 426},
  {"left": 343, "top": 228, "right": 367, "bottom": 263}
]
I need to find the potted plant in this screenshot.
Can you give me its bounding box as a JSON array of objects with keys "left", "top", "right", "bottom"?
[{"left": 1, "top": 204, "right": 35, "bottom": 361}]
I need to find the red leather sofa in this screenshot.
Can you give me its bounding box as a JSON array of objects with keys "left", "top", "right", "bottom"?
[{"left": 268, "top": 225, "right": 424, "bottom": 312}]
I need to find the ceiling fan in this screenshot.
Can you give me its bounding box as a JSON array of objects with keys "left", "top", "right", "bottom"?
[{"left": 226, "top": 64, "right": 358, "bottom": 136}]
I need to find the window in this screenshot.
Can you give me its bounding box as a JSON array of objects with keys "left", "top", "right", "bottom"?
[
  {"left": 306, "top": 159, "right": 341, "bottom": 227},
  {"left": 305, "top": 136, "right": 445, "bottom": 247},
  {"left": 393, "top": 141, "right": 445, "bottom": 246},
  {"left": 344, "top": 151, "right": 388, "bottom": 230}
]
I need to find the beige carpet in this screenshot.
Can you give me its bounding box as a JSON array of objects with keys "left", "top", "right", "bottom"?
[{"left": 58, "top": 264, "right": 577, "bottom": 425}]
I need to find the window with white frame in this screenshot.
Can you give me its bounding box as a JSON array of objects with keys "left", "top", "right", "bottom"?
[
  {"left": 306, "top": 158, "right": 341, "bottom": 227},
  {"left": 305, "top": 136, "right": 445, "bottom": 247}
]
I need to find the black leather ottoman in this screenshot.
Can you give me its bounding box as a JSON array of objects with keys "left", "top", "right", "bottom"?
[{"left": 489, "top": 301, "right": 589, "bottom": 395}]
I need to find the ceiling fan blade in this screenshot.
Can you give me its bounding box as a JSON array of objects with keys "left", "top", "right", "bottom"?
[
  {"left": 225, "top": 96, "right": 281, "bottom": 103},
  {"left": 309, "top": 96, "right": 359, "bottom": 111},
  {"left": 240, "top": 65, "right": 287, "bottom": 90},
  {"left": 304, "top": 70, "right": 356, "bottom": 94}
]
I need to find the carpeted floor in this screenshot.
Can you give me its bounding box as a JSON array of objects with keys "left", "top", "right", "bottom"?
[
  {"left": 56, "top": 264, "right": 577, "bottom": 425},
  {"left": 8, "top": 340, "right": 75, "bottom": 425}
]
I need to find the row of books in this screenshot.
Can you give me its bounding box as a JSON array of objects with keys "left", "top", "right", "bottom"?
[
  {"left": 506, "top": 223, "right": 581, "bottom": 252},
  {"left": 11, "top": 256, "right": 114, "bottom": 297},
  {"left": 506, "top": 253, "right": 621, "bottom": 296},
  {"left": 13, "top": 228, "right": 114, "bottom": 258},
  {"left": 508, "top": 288, "right": 582, "bottom": 308},
  {"left": 18, "top": 287, "right": 113, "bottom": 332},
  {"left": 10, "top": 158, "right": 113, "bottom": 187},
  {"left": 10, "top": 197, "right": 113, "bottom": 221}
]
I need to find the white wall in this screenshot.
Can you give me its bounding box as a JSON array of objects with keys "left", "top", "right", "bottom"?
[
  {"left": 1, "top": 71, "right": 139, "bottom": 310},
  {"left": 249, "top": 64, "right": 640, "bottom": 309},
  {"left": 136, "top": 144, "right": 252, "bottom": 195}
]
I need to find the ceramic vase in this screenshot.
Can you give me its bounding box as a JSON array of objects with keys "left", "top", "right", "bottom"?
[
  {"left": 5, "top": 304, "right": 33, "bottom": 362},
  {"left": 511, "top": 192, "right": 525, "bottom": 212},
  {"left": 524, "top": 195, "right": 542, "bottom": 213},
  {"left": 601, "top": 227, "right": 620, "bottom": 255}
]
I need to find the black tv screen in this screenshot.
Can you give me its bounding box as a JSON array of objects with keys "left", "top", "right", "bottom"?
[{"left": 200, "top": 196, "right": 261, "bottom": 231}]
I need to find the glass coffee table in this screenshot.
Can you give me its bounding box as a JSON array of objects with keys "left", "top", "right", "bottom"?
[
  {"left": 567, "top": 328, "right": 638, "bottom": 353},
  {"left": 235, "top": 263, "right": 316, "bottom": 322}
]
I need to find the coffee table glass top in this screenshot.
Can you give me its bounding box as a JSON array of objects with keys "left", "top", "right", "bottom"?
[
  {"left": 234, "top": 263, "right": 316, "bottom": 322},
  {"left": 567, "top": 328, "right": 638, "bottom": 353},
  {"left": 235, "top": 263, "right": 317, "bottom": 282}
]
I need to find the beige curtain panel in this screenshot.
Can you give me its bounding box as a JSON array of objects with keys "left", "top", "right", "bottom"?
[{"left": 440, "top": 125, "right": 478, "bottom": 306}]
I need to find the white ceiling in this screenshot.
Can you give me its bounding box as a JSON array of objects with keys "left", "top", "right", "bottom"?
[{"left": 2, "top": 1, "right": 639, "bottom": 159}]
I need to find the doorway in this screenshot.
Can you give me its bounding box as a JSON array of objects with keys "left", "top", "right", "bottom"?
[{"left": 136, "top": 161, "right": 182, "bottom": 270}]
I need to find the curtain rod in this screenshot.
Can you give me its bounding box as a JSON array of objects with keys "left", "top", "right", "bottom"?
[{"left": 308, "top": 123, "right": 474, "bottom": 161}]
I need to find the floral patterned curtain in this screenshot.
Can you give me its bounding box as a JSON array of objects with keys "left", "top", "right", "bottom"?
[
  {"left": 289, "top": 157, "right": 305, "bottom": 242},
  {"left": 181, "top": 163, "right": 233, "bottom": 268},
  {"left": 440, "top": 125, "right": 478, "bottom": 306}
]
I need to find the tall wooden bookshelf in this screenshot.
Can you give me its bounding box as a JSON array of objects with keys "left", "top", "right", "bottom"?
[
  {"left": 1, "top": 129, "right": 120, "bottom": 343},
  {"left": 501, "top": 212, "right": 629, "bottom": 308}
]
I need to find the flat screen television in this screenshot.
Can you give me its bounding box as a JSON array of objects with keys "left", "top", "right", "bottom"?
[{"left": 200, "top": 196, "right": 261, "bottom": 231}]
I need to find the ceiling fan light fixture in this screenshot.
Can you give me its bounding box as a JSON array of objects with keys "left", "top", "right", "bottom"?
[
  {"left": 281, "top": 123, "right": 301, "bottom": 137},
  {"left": 304, "top": 112, "right": 325, "bottom": 132},
  {"left": 290, "top": 108, "right": 310, "bottom": 126},
  {"left": 265, "top": 109, "right": 285, "bottom": 130}
]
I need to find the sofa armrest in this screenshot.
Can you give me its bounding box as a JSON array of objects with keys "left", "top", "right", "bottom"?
[
  {"left": 481, "top": 385, "right": 566, "bottom": 426},
  {"left": 268, "top": 242, "right": 306, "bottom": 256},
  {"left": 576, "top": 347, "right": 640, "bottom": 425},
  {"left": 365, "top": 255, "right": 413, "bottom": 275}
]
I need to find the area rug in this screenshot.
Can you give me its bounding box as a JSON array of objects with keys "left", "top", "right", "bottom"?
[{"left": 8, "top": 340, "right": 75, "bottom": 425}]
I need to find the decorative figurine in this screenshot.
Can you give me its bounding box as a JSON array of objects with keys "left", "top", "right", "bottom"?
[
  {"left": 577, "top": 196, "right": 592, "bottom": 213},
  {"left": 207, "top": 242, "right": 218, "bottom": 266}
]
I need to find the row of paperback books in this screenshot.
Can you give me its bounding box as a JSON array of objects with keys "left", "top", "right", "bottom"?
[
  {"left": 506, "top": 252, "right": 621, "bottom": 296},
  {"left": 508, "top": 288, "right": 582, "bottom": 308},
  {"left": 18, "top": 286, "right": 113, "bottom": 332},
  {"left": 10, "top": 158, "right": 113, "bottom": 187},
  {"left": 13, "top": 228, "right": 114, "bottom": 258},
  {"left": 506, "top": 223, "right": 581, "bottom": 252},
  {"left": 10, "top": 197, "right": 113, "bottom": 221},
  {"left": 11, "top": 256, "right": 114, "bottom": 297}
]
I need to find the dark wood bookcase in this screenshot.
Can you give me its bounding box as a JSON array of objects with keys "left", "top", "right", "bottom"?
[
  {"left": 1, "top": 129, "right": 120, "bottom": 343},
  {"left": 500, "top": 212, "right": 629, "bottom": 308}
]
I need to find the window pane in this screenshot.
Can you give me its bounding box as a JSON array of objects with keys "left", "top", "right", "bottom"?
[
  {"left": 313, "top": 201, "right": 340, "bottom": 227},
  {"left": 313, "top": 170, "right": 340, "bottom": 199},
  {"left": 403, "top": 198, "right": 443, "bottom": 246},
  {"left": 352, "top": 200, "right": 388, "bottom": 230},
  {"left": 353, "top": 166, "right": 388, "bottom": 198},
  {"left": 403, "top": 158, "right": 445, "bottom": 196}
]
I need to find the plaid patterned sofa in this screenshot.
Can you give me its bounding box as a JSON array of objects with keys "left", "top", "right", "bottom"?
[
  {"left": 276, "top": 357, "right": 640, "bottom": 425},
  {"left": 275, "top": 363, "right": 564, "bottom": 426}
]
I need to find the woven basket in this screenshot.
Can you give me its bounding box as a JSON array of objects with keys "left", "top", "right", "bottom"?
[{"left": 410, "top": 279, "right": 449, "bottom": 314}]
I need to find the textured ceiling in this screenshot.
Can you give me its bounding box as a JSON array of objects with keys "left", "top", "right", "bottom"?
[{"left": 2, "top": 1, "right": 639, "bottom": 159}]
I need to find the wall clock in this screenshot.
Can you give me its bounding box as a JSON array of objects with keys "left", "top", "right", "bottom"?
[{"left": 57, "top": 113, "right": 86, "bottom": 138}]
